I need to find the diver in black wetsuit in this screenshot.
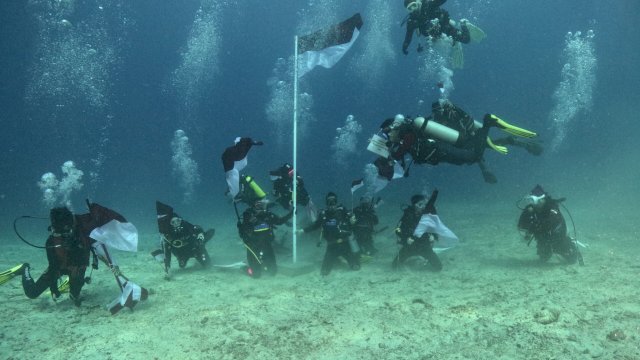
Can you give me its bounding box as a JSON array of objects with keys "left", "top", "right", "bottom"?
[
  {"left": 238, "top": 198, "right": 292, "bottom": 278},
  {"left": 269, "top": 163, "right": 311, "bottom": 210},
  {"left": 21, "top": 207, "right": 92, "bottom": 306},
  {"left": 351, "top": 196, "right": 379, "bottom": 256},
  {"left": 392, "top": 191, "right": 443, "bottom": 271},
  {"left": 402, "top": 0, "right": 470, "bottom": 54},
  {"left": 375, "top": 101, "right": 538, "bottom": 182},
  {"left": 299, "top": 192, "right": 360, "bottom": 276},
  {"left": 517, "top": 185, "right": 580, "bottom": 264}
]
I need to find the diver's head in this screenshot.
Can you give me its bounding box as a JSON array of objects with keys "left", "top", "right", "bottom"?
[
  {"left": 50, "top": 207, "right": 74, "bottom": 237},
  {"left": 326, "top": 192, "right": 338, "bottom": 209},
  {"left": 411, "top": 194, "right": 427, "bottom": 212},
  {"left": 270, "top": 163, "right": 294, "bottom": 180},
  {"left": 360, "top": 196, "right": 373, "bottom": 209},
  {"left": 170, "top": 216, "right": 183, "bottom": 230},
  {"left": 405, "top": 0, "right": 422, "bottom": 13},
  {"left": 523, "top": 184, "right": 547, "bottom": 209},
  {"left": 393, "top": 114, "right": 406, "bottom": 127},
  {"left": 253, "top": 198, "right": 268, "bottom": 212}
]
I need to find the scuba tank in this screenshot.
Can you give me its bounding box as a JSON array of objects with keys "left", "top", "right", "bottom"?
[
  {"left": 243, "top": 175, "right": 266, "bottom": 199},
  {"left": 412, "top": 116, "right": 460, "bottom": 144}
]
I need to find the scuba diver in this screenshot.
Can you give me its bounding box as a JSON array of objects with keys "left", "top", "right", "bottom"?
[
  {"left": 20, "top": 207, "right": 91, "bottom": 306},
  {"left": 368, "top": 101, "right": 538, "bottom": 183},
  {"left": 392, "top": 191, "right": 443, "bottom": 271},
  {"left": 238, "top": 198, "right": 293, "bottom": 278},
  {"left": 269, "top": 162, "right": 318, "bottom": 224},
  {"left": 401, "top": 0, "right": 485, "bottom": 67},
  {"left": 153, "top": 201, "right": 215, "bottom": 280},
  {"left": 299, "top": 192, "right": 360, "bottom": 276},
  {"left": 517, "top": 185, "right": 582, "bottom": 265},
  {"left": 269, "top": 163, "right": 311, "bottom": 210},
  {"left": 8, "top": 202, "right": 148, "bottom": 313},
  {"left": 351, "top": 196, "right": 380, "bottom": 256}
]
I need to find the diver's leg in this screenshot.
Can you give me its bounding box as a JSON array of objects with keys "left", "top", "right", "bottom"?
[
  {"left": 344, "top": 242, "right": 360, "bottom": 270},
  {"left": 433, "top": 142, "right": 479, "bottom": 165},
  {"left": 392, "top": 243, "right": 412, "bottom": 269},
  {"left": 263, "top": 242, "right": 277, "bottom": 276},
  {"left": 537, "top": 240, "right": 552, "bottom": 263},
  {"left": 196, "top": 247, "right": 211, "bottom": 268},
  {"left": 68, "top": 269, "right": 86, "bottom": 306},
  {"left": 420, "top": 245, "right": 443, "bottom": 272},
  {"left": 321, "top": 244, "right": 338, "bottom": 276},
  {"left": 492, "top": 136, "right": 543, "bottom": 156},
  {"left": 554, "top": 236, "right": 578, "bottom": 264},
  {"left": 22, "top": 265, "right": 53, "bottom": 299},
  {"left": 477, "top": 158, "right": 497, "bottom": 184},
  {"left": 245, "top": 240, "right": 262, "bottom": 278}
]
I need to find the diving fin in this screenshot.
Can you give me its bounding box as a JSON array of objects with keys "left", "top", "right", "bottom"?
[
  {"left": 461, "top": 19, "right": 486, "bottom": 43},
  {"left": 204, "top": 228, "right": 215, "bottom": 242},
  {"left": 45, "top": 276, "right": 71, "bottom": 295},
  {"left": 487, "top": 114, "right": 537, "bottom": 138},
  {"left": 451, "top": 42, "right": 464, "bottom": 69},
  {"left": 487, "top": 137, "right": 508, "bottom": 155},
  {"left": 0, "top": 264, "right": 25, "bottom": 285},
  {"left": 57, "top": 276, "right": 70, "bottom": 293}
]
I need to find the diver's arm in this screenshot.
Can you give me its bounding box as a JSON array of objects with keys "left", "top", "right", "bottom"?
[
  {"left": 403, "top": 23, "right": 415, "bottom": 54},
  {"left": 161, "top": 236, "right": 172, "bottom": 272},
  {"left": 302, "top": 214, "right": 322, "bottom": 233}
]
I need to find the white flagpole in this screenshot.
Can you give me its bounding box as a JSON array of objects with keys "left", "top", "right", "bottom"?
[{"left": 292, "top": 35, "right": 299, "bottom": 263}]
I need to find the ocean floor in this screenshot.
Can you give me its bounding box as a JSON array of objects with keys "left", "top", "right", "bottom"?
[{"left": 1, "top": 200, "right": 639, "bottom": 360}]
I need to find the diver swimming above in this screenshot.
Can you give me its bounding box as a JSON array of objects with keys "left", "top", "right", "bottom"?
[
  {"left": 401, "top": 0, "right": 485, "bottom": 67},
  {"left": 367, "top": 100, "right": 539, "bottom": 183}
]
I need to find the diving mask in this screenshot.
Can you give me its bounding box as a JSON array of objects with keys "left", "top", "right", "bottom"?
[
  {"left": 170, "top": 216, "right": 183, "bottom": 229},
  {"left": 523, "top": 194, "right": 546, "bottom": 207}
]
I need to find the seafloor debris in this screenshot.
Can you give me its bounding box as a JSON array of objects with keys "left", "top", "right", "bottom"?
[
  {"left": 533, "top": 307, "right": 560, "bottom": 324},
  {"left": 606, "top": 329, "right": 626, "bottom": 341}
]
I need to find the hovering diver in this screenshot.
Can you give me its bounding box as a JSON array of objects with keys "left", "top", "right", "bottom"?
[{"left": 401, "top": 0, "right": 486, "bottom": 68}]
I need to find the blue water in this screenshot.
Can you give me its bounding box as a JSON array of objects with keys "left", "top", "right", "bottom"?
[{"left": 0, "top": 0, "right": 638, "bottom": 239}]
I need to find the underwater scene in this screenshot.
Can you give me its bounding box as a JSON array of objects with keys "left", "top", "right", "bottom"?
[{"left": 0, "top": 0, "right": 638, "bottom": 359}]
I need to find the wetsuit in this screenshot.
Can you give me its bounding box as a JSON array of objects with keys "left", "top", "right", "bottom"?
[
  {"left": 518, "top": 199, "right": 578, "bottom": 264},
  {"left": 272, "top": 175, "right": 310, "bottom": 210},
  {"left": 304, "top": 205, "right": 360, "bottom": 275},
  {"left": 392, "top": 201, "right": 442, "bottom": 271},
  {"left": 389, "top": 118, "right": 491, "bottom": 166},
  {"left": 239, "top": 208, "right": 292, "bottom": 278},
  {"left": 352, "top": 204, "right": 379, "bottom": 255},
  {"left": 403, "top": 0, "right": 470, "bottom": 54},
  {"left": 162, "top": 220, "right": 210, "bottom": 270},
  {"left": 22, "top": 216, "right": 92, "bottom": 305}
]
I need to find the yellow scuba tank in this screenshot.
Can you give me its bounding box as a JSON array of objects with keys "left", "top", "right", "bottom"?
[{"left": 244, "top": 175, "right": 266, "bottom": 199}]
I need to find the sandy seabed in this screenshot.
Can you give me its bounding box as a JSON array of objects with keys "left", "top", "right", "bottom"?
[{"left": 1, "top": 201, "right": 638, "bottom": 360}]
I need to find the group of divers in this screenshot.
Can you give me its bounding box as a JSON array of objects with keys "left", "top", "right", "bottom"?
[{"left": 0, "top": 0, "right": 584, "bottom": 313}]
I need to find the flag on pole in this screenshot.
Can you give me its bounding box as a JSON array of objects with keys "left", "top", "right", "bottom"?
[
  {"left": 297, "top": 13, "right": 363, "bottom": 78},
  {"left": 351, "top": 178, "right": 364, "bottom": 194}
]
